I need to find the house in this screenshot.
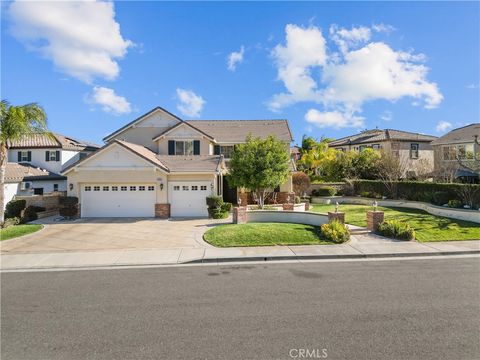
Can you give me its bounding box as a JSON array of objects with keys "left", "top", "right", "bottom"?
[
  {"left": 3, "top": 133, "right": 99, "bottom": 206},
  {"left": 430, "top": 123, "right": 480, "bottom": 182},
  {"left": 328, "top": 129, "right": 437, "bottom": 178},
  {"left": 62, "top": 106, "right": 294, "bottom": 218},
  {"left": 290, "top": 145, "right": 301, "bottom": 163}
]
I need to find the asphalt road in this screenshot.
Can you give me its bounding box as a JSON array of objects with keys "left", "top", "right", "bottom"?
[{"left": 2, "top": 257, "right": 480, "bottom": 360}]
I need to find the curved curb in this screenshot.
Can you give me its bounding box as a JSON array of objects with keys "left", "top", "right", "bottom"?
[{"left": 0, "top": 224, "right": 47, "bottom": 245}]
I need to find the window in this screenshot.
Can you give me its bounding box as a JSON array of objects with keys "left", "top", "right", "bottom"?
[
  {"left": 173, "top": 186, "right": 180, "bottom": 191},
  {"left": 94, "top": 186, "right": 100, "bottom": 191},
  {"left": 85, "top": 186, "right": 91, "bottom": 191},
  {"left": 175, "top": 140, "right": 194, "bottom": 155},
  {"left": 219, "top": 145, "right": 235, "bottom": 158},
  {"left": 103, "top": 186, "right": 109, "bottom": 191},
  {"left": 358, "top": 145, "right": 366, "bottom": 151},
  {"left": 20, "top": 151, "right": 29, "bottom": 162},
  {"left": 200, "top": 185, "right": 207, "bottom": 191},
  {"left": 191, "top": 185, "right": 198, "bottom": 191},
  {"left": 443, "top": 144, "right": 475, "bottom": 160},
  {"left": 139, "top": 186, "right": 145, "bottom": 191},
  {"left": 372, "top": 144, "right": 381, "bottom": 150},
  {"left": 121, "top": 186, "right": 127, "bottom": 191},
  {"left": 410, "top": 143, "right": 419, "bottom": 159},
  {"left": 148, "top": 186, "right": 155, "bottom": 191},
  {"left": 182, "top": 186, "right": 189, "bottom": 191},
  {"left": 112, "top": 186, "right": 118, "bottom": 191},
  {"left": 53, "top": 184, "right": 59, "bottom": 192},
  {"left": 50, "top": 151, "right": 58, "bottom": 161},
  {"left": 130, "top": 186, "right": 136, "bottom": 191}
]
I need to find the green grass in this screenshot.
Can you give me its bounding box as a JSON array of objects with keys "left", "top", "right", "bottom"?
[
  {"left": 0, "top": 224, "right": 43, "bottom": 241},
  {"left": 204, "top": 222, "right": 335, "bottom": 247},
  {"left": 310, "top": 204, "right": 480, "bottom": 242}
]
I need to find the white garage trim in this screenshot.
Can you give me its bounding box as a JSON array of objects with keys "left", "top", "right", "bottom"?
[
  {"left": 168, "top": 181, "right": 211, "bottom": 217},
  {"left": 81, "top": 183, "right": 156, "bottom": 218}
]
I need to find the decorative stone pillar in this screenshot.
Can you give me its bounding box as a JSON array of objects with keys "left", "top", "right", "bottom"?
[
  {"left": 304, "top": 202, "right": 310, "bottom": 211},
  {"left": 282, "top": 203, "right": 294, "bottom": 211},
  {"left": 367, "top": 211, "right": 384, "bottom": 231},
  {"left": 237, "top": 192, "right": 248, "bottom": 206},
  {"left": 277, "top": 192, "right": 295, "bottom": 204},
  {"left": 328, "top": 212, "right": 345, "bottom": 224},
  {"left": 155, "top": 204, "right": 170, "bottom": 219},
  {"left": 233, "top": 206, "right": 247, "bottom": 224}
]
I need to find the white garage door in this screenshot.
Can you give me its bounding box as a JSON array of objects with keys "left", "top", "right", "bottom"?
[
  {"left": 81, "top": 184, "right": 156, "bottom": 217},
  {"left": 169, "top": 182, "right": 210, "bottom": 217}
]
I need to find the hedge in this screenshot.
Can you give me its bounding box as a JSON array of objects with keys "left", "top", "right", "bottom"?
[{"left": 351, "top": 180, "right": 480, "bottom": 208}]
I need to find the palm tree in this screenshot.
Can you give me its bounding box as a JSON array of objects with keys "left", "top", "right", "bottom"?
[{"left": 0, "top": 100, "right": 49, "bottom": 223}]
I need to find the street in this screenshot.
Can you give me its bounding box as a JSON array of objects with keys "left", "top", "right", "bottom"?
[{"left": 2, "top": 257, "right": 480, "bottom": 360}]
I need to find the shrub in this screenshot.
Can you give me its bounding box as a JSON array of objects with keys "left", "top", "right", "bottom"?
[
  {"left": 59, "top": 196, "right": 78, "bottom": 206},
  {"left": 314, "top": 186, "right": 337, "bottom": 197},
  {"left": 59, "top": 207, "right": 78, "bottom": 218},
  {"left": 206, "top": 196, "right": 223, "bottom": 208},
  {"left": 292, "top": 172, "right": 311, "bottom": 196},
  {"left": 376, "top": 220, "right": 415, "bottom": 241},
  {"left": 1, "top": 217, "right": 20, "bottom": 229},
  {"left": 221, "top": 202, "right": 232, "bottom": 212},
  {"left": 447, "top": 199, "right": 463, "bottom": 208},
  {"left": 21, "top": 206, "right": 39, "bottom": 223},
  {"left": 59, "top": 196, "right": 79, "bottom": 218},
  {"left": 211, "top": 209, "right": 229, "bottom": 219},
  {"left": 320, "top": 220, "right": 350, "bottom": 243},
  {"left": 432, "top": 191, "right": 449, "bottom": 206},
  {"left": 295, "top": 196, "right": 301, "bottom": 204},
  {"left": 5, "top": 199, "right": 26, "bottom": 219}
]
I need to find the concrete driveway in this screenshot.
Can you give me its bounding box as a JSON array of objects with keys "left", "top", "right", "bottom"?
[{"left": 1, "top": 217, "right": 231, "bottom": 254}]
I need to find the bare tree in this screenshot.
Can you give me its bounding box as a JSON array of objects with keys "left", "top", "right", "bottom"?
[
  {"left": 456, "top": 184, "right": 479, "bottom": 209},
  {"left": 377, "top": 151, "right": 410, "bottom": 198}
]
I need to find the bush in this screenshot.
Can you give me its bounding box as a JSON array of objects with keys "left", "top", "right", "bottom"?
[
  {"left": 59, "top": 196, "right": 78, "bottom": 206},
  {"left": 5, "top": 199, "right": 26, "bottom": 219},
  {"left": 376, "top": 220, "right": 415, "bottom": 240},
  {"left": 292, "top": 172, "right": 311, "bottom": 196},
  {"left": 432, "top": 191, "right": 449, "bottom": 206},
  {"left": 206, "top": 196, "right": 223, "bottom": 208},
  {"left": 1, "top": 217, "right": 20, "bottom": 229},
  {"left": 59, "top": 196, "right": 79, "bottom": 218},
  {"left": 295, "top": 196, "right": 301, "bottom": 204},
  {"left": 314, "top": 186, "right": 337, "bottom": 197},
  {"left": 211, "top": 209, "right": 229, "bottom": 219},
  {"left": 59, "top": 207, "right": 78, "bottom": 217},
  {"left": 21, "top": 206, "right": 39, "bottom": 223},
  {"left": 320, "top": 220, "right": 350, "bottom": 243},
  {"left": 221, "top": 202, "right": 232, "bottom": 212},
  {"left": 447, "top": 199, "right": 463, "bottom": 208},
  {"left": 359, "top": 191, "right": 382, "bottom": 199}
]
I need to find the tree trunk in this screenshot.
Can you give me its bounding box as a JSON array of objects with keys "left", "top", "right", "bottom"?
[{"left": 0, "top": 142, "right": 7, "bottom": 224}]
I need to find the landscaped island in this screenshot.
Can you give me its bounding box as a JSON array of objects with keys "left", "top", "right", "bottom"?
[{"left": 0, "top": 224, "right": 43, "bottom": 241}]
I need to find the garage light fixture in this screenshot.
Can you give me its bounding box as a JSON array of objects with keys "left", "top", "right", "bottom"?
[
  {"left": 160, "top": 182, "right": 164, "bottom": 191},
  {"left": 69, "top": 183, "right": 73, "bottom": 191}
]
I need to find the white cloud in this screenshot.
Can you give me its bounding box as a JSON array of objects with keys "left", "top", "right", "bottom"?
[
  {"left": 436, "top": 121, "right": 452, "bottom": 133},
  {"left": 305, "top": 109, "right": 364, "bottom": 129},
  {"left": 9, "top": 0, "right": 132, "bottom": 83},
  {"left": 268, "top": 24, "right": 327, "bottom": 111},
  {"left": 268, "top": 23, "right": 442, "bottom": 129},
  {"left": 372, "top": 23, "right": 396, "bottom": 34},
  {"left": 380, "top": 110, "right": 393, "bottom": 122},
  {"left": 227, "top": 46, "right": 245, "bottom": 71},
  {"left": 176, "top": 88, "right": 205, "bottom": 117},
  {"left": 87, "top": 86, "right": 131, "bottom": 115}
]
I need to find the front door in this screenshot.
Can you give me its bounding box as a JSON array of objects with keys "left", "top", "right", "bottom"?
[{"left": 222, "top": 176, "right": 237, "bottom": 204}]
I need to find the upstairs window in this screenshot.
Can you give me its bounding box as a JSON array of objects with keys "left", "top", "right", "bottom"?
[
  {"left": 219, "top": 145, "right": 235, "bottom": 158},
  {"left": 168, "top": 140, "right": 200, "bottom": 155},
  {"left": 18, "top": 151, "right": 31, "bottom": 162},
  {"left": 45, "top": 150, "right": 60, "bottom": 162},
  {"left": 410, "top": 143, "right": 419, "bottom": 159}
]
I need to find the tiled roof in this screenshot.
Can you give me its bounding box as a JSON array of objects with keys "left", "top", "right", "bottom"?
[
  {"left": 186, "top": 120, "right": 293, "bottom": 143},
  {"left": 7, "top": 133, "right": 100, "bottom": 151},
  {"left": 4, "top": 162, "right": 65, "bottom": 183},
  {"left": 115, "top": 140, "right": 169, "bottom": 172},
  {"left": 156, "top": 155, "right": 223, "bottom": 172},
  {"left": 329, "top": 129, "right": 437, "bottom": 147},
  {"left": 431, "top": 123, "right": 480, "bottom": 145}
]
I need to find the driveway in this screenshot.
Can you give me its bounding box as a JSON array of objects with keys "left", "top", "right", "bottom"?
[{"left": 0, "top": 217, "right": 231, "bottom": 254}]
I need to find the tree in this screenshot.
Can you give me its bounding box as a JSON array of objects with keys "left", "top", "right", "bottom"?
[
  {"left": 0, "top": 100, "right": 49, "bottom": 223},
  {"left": 377, "top": 151, "right": 409, "bottom": 198},
  {"left": 228, "top": 135, "right": 291, "bottom": 208},
  {"left": 297, "top": 137, "right": 338, "bottom": 179},
  {"left": 292, "top": 171, "right": 311, "bottom": 196}
]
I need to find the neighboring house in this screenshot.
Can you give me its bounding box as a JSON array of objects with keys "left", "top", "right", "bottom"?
[
  {"left": 430, "top": 123, "right": 480, "bottom": 182},
  {"left": 328, "top": 129, "right": 437, "bottom": 178},
  {"left": 4, "top": 133, "right": 99, "bottom": 199},
  {"left": 290, "top": 145, "right": 301, "bottom": 163},
  {"left": 62, "top": 106, "right": 294, "bottom": 218},
  {"left": 3, "top": 162, "right": 67, "bottom": 208}
]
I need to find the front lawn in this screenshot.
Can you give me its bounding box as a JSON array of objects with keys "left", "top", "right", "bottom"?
[
  {"left": 0, "top": 224, "right": 43, "bottom": 241},
  {"left": 204, "top": 222, "right": 335, "bottom": 247},
  {"left": 310, "top": 204, "right": 480, "bottom": 242}
]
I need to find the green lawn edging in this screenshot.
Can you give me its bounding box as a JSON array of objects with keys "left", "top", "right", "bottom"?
[{"left": 0, "top": 224, "right": 43, "bottom": 241}]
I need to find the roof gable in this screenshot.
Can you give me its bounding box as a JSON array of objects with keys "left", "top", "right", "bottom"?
[
  {"left": 152, "top": 122, "right": 215, "bottom": 141},
  {"left": 431, "top": 123, "right": 480, "bottom": 145}
]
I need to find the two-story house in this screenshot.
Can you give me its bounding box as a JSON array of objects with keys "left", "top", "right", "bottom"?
[
  {"left": 328, "top": 129, "right": 437, "bottom": 178},
  {"left": 4, "top": 133, "right": 99, "bottom": 207},
  {"left": 431, "top": 123, "right": 480, "bottom": 182},
  {"left": 62, "top": 106, "right": 294, "bottom": 218}
]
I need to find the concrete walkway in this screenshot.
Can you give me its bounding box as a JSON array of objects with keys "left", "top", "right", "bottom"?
[{"left": 2, "top": 231, "right": 479, "bottom": 270}]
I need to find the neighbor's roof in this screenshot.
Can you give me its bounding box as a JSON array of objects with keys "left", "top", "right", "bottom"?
[
  {"left": 7, "top": 133, "right": 100, "bottom": 151},
  {"left": 431, "top": 123, "right": 480, "bottom": 146},
  {"left": 4, "top": 162, "right": 66, "bottom": 183},
  {"left": 185, "top": 120, "right": 294, "bottom": 143},
  {"left": 156, "top": 155, "right": 224, "bottom": 172},
  {"left": 329, "top": 129, "right": 437, "bottom": 147}
]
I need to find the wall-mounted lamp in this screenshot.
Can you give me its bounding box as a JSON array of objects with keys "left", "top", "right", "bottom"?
[
  {"left": 210, "top": 182, "right": 214, "bottom": 190},
  {"left": 160, "top": 183, "right": 164, "bottom": 191},
  {"left": 69, "top": 183, "right": 73, "bottom": 191}
]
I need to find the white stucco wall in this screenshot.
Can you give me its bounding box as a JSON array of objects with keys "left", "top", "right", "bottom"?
[{"left": 3, "top": 183, "right": 20, "bottom": 209}]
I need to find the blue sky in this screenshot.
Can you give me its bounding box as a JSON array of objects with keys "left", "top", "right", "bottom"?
[{"left": 1, "top": 1, "right": 479, "bottom": 146}]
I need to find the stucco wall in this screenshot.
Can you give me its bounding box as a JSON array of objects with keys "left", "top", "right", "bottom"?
[
  {"left": 3, "top": 183, "right": 19, "bottom": 209},
  {"left": 247, "top": 210, "right": 328, "bottom": 226}
]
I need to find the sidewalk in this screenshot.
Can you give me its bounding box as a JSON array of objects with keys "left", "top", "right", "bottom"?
[{"left": 2, "top": 233, "right": 479, "bottom": 271}]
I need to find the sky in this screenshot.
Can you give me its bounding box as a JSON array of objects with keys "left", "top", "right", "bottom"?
[{"left": 1, "top": 1, "right": 479, "bottom": 146}]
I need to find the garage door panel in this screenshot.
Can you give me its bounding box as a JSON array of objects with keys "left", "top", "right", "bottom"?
[
  {"left": 81, "top": 184, "right": 155, "bottom": 217},
  {"left": 169, "top": 181, "right": 210, "bottom": 217}
]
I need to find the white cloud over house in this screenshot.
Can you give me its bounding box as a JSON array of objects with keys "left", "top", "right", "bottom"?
[
  {"left": 436, "top": 120, "right": 452, "bottom": 133},
  {"left": 227, "top": 46, "right": 245, "bottom": 71},
  {"left": 176, "top": 88, "right": 205, "bottom": 117},
  {"left": 9, "top": 0, "right": 133, "bottom": 83},
  {"left": 269, "top": 23, "right": 443, "bottom": 129},
  {"left": 87, "top": 87, "right": 132, "bottom": 115}
]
